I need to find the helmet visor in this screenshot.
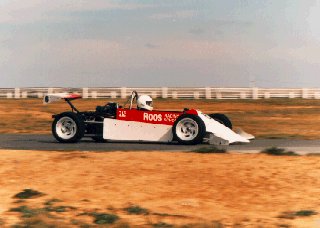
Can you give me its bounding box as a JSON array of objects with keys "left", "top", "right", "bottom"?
[{"left": 146, "top": 101, "right": 153, "bottom": 107}]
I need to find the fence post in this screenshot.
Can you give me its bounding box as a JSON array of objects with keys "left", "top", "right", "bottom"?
[
  {"left": 205, "top": 87, "right": 211, "bottom": 99},
  {"left": 302, "top": 88, "right": 309, "bottom": 99},
  {"left": 7, "top": 92, "right": 13, "bottom": 99},
  {"left": 289, "top": 92, "right": 295, "bottom": 99},
  {"left": 14, "top": 88, "right": 20, "bottom": 99},
  {"left": 161, "top": 87, "right": 168, "bottom": 98},
  {"left": 240, "top": 92, "right": 247, "bottom": 99},
  {"left": 193, "top": 92, "right": 200, "bottom": 99},
  {"left": 216, "top": 91, "right": 222, "bottom": 99},
  {"left": 172, "top": 91, "right": 178, "bottom": 99},
  {"left": 252, "top": 87, "right": 259, "bottom": 99},
  {"left": 37, "top": 92, "right": 43, "bottom": 98},
  {"left": 82, "top": 88, "right": 89, "bottom": 99},
  {"left": 91, "top": 91, "right": 97, "bottom": 99},
  {"left": 110, "top": 91, "right": 117, "bottom": 99},
  {"left": 121, "top": 87, "right": 127, "bottom": 99},
  {"left": 21, "top": 91, "right": 28, "bottom": 98},
  {"left": 151, "top": 91, "right": 157, "bottom": 98}
]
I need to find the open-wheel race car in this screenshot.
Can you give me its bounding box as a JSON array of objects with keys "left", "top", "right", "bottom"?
[{"left": 44, "top": 91, "right": 254, "bottom": 145}]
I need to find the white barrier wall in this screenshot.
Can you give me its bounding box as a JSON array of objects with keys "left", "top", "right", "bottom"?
[{"left": 1, "top": 87, "right": 320, "bottom": 99}]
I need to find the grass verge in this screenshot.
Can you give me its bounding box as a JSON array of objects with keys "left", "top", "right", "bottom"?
[
  {"left": 124, "top": 205, "right": 149, "bottom": 215},
  {"left": 13, "top": 189, "right": 45, "bottom": 199},
  {"left": 261, "top": 147, "right": 299, "bottom": 156},
  {"left": 192, "top": 147, "right": 227, "bottom": 154}
]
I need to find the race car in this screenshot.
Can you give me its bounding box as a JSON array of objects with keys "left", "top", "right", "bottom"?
[{"left": 44, "top": 91, "right": 254, "bottom": 145}]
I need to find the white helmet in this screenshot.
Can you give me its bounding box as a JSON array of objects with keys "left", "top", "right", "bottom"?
[{"left": 137, "top": 95, "right": 153, "bottom": 111}]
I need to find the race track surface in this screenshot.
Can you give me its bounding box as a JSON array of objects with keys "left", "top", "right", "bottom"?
[{"left": 0, "top": 134, "right": 320, "bottom": 154}]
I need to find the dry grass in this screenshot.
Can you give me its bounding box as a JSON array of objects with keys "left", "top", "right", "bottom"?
[
  {"left": 1, "top": 150, "right": 320, "bottom": 227},
  {"left": 1, "top": 98, "right": 320, "bottom": 139}
]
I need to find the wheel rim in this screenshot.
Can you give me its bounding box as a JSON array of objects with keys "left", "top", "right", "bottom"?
[
  {"left": 176, "top": 118, "right": 199, "bottom": 141},
  {"left": 56, "top": 117, "right": 77, "bottom": 139}
]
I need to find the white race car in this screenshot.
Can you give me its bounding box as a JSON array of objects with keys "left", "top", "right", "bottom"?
[{"left": 44, "top": 91, "right": 254, "bottom": 145}]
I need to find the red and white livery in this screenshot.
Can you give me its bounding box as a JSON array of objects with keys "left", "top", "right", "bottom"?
[{"left": 44, "top": 91, "right": 254, "bottom": 145}]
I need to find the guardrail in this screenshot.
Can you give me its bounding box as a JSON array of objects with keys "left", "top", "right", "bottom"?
[{"left": 1, "top": 87, "right": 320, "bottom": 99}]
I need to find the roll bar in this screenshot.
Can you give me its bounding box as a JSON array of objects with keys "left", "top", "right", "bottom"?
[{"left": 129, "top": 91, "right": 138, "bottom": 110}]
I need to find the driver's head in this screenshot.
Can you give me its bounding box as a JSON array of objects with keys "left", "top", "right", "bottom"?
[{"left": 137, "top": 95, "right": 153, "bottom": 111}]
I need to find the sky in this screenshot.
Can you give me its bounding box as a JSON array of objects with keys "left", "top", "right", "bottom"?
[{"left": 1, "top": 0, "right": 320, "bottom": 88}]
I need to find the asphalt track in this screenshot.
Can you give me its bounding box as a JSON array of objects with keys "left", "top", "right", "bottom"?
[{"left": 0, "top": 134, "right": 320, "bottom": 154}]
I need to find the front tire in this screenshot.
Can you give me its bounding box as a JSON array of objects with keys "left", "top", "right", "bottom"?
[
  {"left": 173, "top": 114, "right": 206, "bottom": 145},
  {"left": 52, "top": 112, "right": 85, "bottom": 143}
]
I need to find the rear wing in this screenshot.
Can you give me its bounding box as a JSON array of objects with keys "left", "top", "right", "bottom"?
[
  {"left": 43, "top": 93, "right": 82, "bottom": 113},
  {"left": 43, "top": 93, "right": 82, "bottom": 104}
]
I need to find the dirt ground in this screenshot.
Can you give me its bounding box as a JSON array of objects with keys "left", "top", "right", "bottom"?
[
  {"left": 1, "top": 98, "right": 320, "bottom": 227},
  {"left": 1, "top": 150, "right": 320, "bottom": 227},
  {"left": 1, "top": 98, "right": 320, "bottom": 139}
]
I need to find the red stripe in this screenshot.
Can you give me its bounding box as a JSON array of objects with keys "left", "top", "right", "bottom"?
[{"left": 116, "top": 108, "right": 198, "bottom": 125}]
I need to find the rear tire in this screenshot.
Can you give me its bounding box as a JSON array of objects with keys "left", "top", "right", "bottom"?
[
  {"left": 209, "top": 113, "right": 232, "bottom": 129},
  {"left": 52, "top": 112, "right": 85, "bottom": 143},
  {"left": 172, "top": 114, "right": 206, "bottom": 145}
]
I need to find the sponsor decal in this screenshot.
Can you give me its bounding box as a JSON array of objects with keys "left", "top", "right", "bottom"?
[
  {"left": 143, "top": 113, "right": 162, "bottom": 122},
  {"left": 116, "top": 109, "right": 184, "bottom": 125},
  {"left": 164, "top": 113, "right": 180, "bottom": 123}
]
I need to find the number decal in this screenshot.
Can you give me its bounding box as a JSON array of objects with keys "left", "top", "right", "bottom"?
[{"left": 119, "top": 110, "right": 127, "bottom": 118}]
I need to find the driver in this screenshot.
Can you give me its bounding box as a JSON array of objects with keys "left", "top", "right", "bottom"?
[{"left": 137, "top": 95, "right": 153, "bottom": 111}]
